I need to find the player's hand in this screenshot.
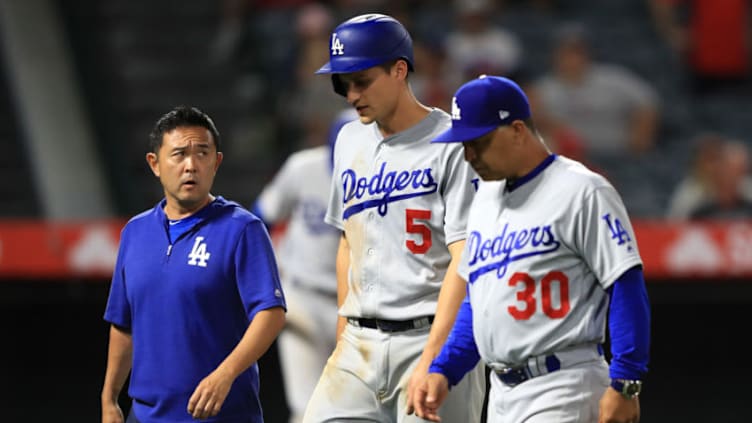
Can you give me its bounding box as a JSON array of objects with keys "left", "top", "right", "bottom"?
[
  {"left": 187, "top": 367, "right": 234, "bottom": 419},
  {"left": 405, "top": 357, "right": 431, "bottom": 415},
  {"left": 101, "top": 398, "right": 124, "bottom": 423},
  {"left": 412, "top": 373, "right": 450, "bottom": 422},
  {"left": 598, "top": 386, "right": 640, "bottom": 423}
]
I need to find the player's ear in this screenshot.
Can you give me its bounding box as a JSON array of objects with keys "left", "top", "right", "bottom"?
[
  {"left": 214, "top": 151, "right": 224, "bottom": 172},
  {"left": 146, "top": 152, "right": 160, "bottom": 177},
  {"left": 511, "top": 120, "right": 526, "bottom": 143},
  {"left": 393, "top": 59, "right": 409, "bottom": 80}
]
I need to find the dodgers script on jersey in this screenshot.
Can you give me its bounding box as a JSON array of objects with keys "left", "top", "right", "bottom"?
[
  {"left": 326, "top": 109, "right": 477, "bottom": 320},
  {"left": 255, "top": 145, "right": 339, "bottom": 293},
  {"left": 459, "top": 156, "right": 642, "bottom": 367}
]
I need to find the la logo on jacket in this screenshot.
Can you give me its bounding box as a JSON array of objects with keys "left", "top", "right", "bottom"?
[{"left": 187, "top": 236, "right": 211, "bottom": 267}]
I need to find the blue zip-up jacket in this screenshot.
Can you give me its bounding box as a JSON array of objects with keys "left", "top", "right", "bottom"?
[{"left": 104, "top": 196, "right": 286, "bottom": 423}]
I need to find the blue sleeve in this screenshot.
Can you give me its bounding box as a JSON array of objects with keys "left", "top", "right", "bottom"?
[
  {"left": 428, "top": 294, "right": 481, "bottom": 386},
  {"left": 235, "top": 220, "right": 287, "bottom": 319},
  {"left": 607, "top": 266, "right": 650, "bottom": 380},
  {"left": 103, "top": 227, "right": 131, "bottom": 329}
]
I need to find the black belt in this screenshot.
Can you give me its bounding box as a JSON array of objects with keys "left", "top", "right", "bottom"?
[
  {"left": 494, "top": 344, "right": 604, "bottom": 387},
  {"left": 347, "top": 316, "right": 434, "bottom": 332},
  {"left": 495, "top": 355, "right": 561, "bottom": 386}
]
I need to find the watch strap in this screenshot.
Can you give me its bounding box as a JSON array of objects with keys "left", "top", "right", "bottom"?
[{"left": 610, "top": 379, "right": 642, "bottom": 399}]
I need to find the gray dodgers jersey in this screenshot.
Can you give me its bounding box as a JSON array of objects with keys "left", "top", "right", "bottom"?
[
  {"left": 458, "top": 156, "right": 642, "bottom": 366},
  {"left": 256, "top": 145, "right": 339, "bottom": 293},
  {"left": 325, "top": 109, "right": 477, "bottom": 320}
]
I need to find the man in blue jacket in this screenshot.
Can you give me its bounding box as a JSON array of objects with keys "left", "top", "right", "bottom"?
[{"left": 101, "top": 105, "right": 286, "bottom": 423}]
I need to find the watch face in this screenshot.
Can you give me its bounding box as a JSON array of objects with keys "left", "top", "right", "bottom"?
[
  {"left": 625, "top": 383, "right": 641, "bottom": 395},
  {"left": 612, "top": 379, "right": 642, "bottom": 398},
  {"left": 623, "top": 380, "right": 642, "bottom": 397}
]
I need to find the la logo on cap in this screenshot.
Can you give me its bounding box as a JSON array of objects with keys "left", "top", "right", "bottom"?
[
  {"left": 499, "top": 110, "right": 510, "bottom": 120},
  {"left": 451, "top": 96, "right": 461, "bottom": 120}
]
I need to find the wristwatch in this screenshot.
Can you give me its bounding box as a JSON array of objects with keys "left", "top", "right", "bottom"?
[{"left": 610, "top": 379, "right": 642, "bottom": 399}]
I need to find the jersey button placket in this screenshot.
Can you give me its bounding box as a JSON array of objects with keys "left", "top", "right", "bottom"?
[
  {"left": 363, "top": 149, "right": 383, "bottom": 307},
  {"left": 364, "top": 246, "right": 376, "bottom": 294}
]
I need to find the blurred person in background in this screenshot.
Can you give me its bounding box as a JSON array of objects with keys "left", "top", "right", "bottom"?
[
  {"left": 443, "top": 0, "right": 523, "bottom": 87},
  {"left": 531, "top": 23, "right": 660, "bottom": 160},
  {"left": 250, "top": 109, "right": 358, "bottom": 423},
  {"left": 689, "top": 140, "right": 752, "bottom": 219},
  {"left": 665, "top": 132, "right": 725, "bottom": 219},
  {"left": 287, "top": 3, "right": 349, "bottom": 151},
  {"left": 101, "top": 106, "right": 286, "bottom": 423},
  {"left": 211, "top": 0, "right": 314, "bottom": 71},
  {"left": 523, "top": 78, "right": 605, "bottom": 176},
  {"left": 211, "top": 0, "right": 252, "bottom": 65},
  {"left": 648, "top": 0, "right": 751, "bottom": 96},
  {"left": 410, "top": 38, "right": 454, "bottom": 112}
]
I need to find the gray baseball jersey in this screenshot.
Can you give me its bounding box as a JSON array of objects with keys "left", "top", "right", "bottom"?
[
  {"left": 255, "top": 145, "right": 339, "bottom": 293},
  {"left": 459, "top": 156, "right": 643, "bottom": 366},
  {"left": 325, "top": 109, "right": 478, "bottom": 319}
]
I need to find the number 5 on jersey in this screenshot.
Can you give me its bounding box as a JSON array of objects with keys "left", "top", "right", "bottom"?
[{"left": 405, "top": 209, "right": 431, "bottom": 254}]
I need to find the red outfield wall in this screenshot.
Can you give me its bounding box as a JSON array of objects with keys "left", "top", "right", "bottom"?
[{"left": 0, "top": 220, "right": 751, "bottom": 280}]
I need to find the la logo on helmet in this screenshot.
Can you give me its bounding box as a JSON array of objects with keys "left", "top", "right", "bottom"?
[{"left": 331, "top": 34, "right": 344, "bottom": 56}]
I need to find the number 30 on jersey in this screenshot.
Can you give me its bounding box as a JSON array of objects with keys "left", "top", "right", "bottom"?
[{"left": 507, "top": 271, "right": 570, "bottom": 320}]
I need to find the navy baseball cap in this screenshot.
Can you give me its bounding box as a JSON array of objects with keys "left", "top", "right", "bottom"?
[{"left": 432, "top": 75, "right": 531, "bottom": 143}]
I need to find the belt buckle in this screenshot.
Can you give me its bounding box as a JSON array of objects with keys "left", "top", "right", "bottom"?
[
  {"left": 413, "top": 317, "right": 428, "bottom": 329},
  {"left": 348, "top": 318, "right": 367, "bottom": 329},
  {"left": 495, "top": 366, "right": 528, "bottom": 387},
  {"left": 496, "top": 366, "right": 515, "bottom": 375}
]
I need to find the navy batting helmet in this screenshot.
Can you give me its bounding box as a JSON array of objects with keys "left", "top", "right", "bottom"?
[{"left": 316, "top": 14, "right": 414, "bottom": 96}]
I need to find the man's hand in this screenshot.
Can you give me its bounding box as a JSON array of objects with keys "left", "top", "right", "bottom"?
[
  {"left": 599, "top": 386, "right": 640, "bottom": 423},
  {"left": 187, "top": 367, "right": 234, "bottom": 419},
  {"left": 411, "top": 373, "right": 450, "bottom": 422},
  {"left": 405, "top": 357, "right": 431, "bottom": 415},
  {"left": 101, "top": 398, "right": 124, "bottom": 423}
]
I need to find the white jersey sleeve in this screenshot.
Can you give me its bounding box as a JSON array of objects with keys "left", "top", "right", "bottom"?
[
  {"left": 255, "top": 153, "right": 301, "bottom": 224},
  {"left": 441, "top": 140, "right": 477, "bottom": 244},
  {"left": 325, "top": 127, "right": 346, "bottom": 231},
  {"left": 572, "top": 182, "right": 643, "bottom": 289}
]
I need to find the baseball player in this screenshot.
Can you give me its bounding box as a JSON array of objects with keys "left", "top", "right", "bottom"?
[
  {"left": 251, "top": 109, "right": 358, "bottom": 423},
  {"left": 410, "top": 75, "right": 651, "bottom": 423},
  {"left": 302, "top": 13, "right": 486, "bottom": 423}
]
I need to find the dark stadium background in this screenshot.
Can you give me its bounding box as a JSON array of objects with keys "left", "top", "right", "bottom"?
[
  {"left": 3, "top": 280, "right": 750, "bottom": 421},
  {"left": 1, "top": 0, "right": 750, "bottom": 421}
]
